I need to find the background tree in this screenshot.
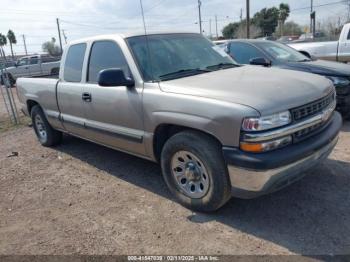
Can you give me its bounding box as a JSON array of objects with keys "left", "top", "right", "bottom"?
[
  {"left": 7, "top": 30, "right": 17, "bottom": 60},
  {"left": 222, "top": 22, "right": 240, "bottom": 39},
  {"left": 0, "top": 33, "right": 7, "bottom": 52},
  {"left": 42, "top": 37, "right": 61, "bottom": 56},
  {"left": 278, "top": 3, "right": 290, "bottom": 36},
  {"left": 278, "top": 21, "right": 302, "bottom": 36},
  {"left": 252, "top": 7, "right": 280, "bottom": 36}
]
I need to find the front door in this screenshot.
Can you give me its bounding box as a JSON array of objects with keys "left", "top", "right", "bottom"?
[
  {"left": 15, "top": 57, "right": 30, "bottom": 77},
  {"left": 82, "top": 40, "right": 145, "bottom": 156}
]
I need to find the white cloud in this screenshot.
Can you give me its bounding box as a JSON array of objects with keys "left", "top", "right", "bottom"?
[{"left": 0, "top": 0, "right": 348, "bottom": 56}]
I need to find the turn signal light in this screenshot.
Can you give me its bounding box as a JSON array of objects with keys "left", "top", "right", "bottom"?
[{"left": 240, "top": 136, "right": 292, "bottom": 153}]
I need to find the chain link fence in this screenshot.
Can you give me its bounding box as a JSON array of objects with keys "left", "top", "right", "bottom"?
[{"left": 0, "top": 48, "right": 21, "bottom": 130}]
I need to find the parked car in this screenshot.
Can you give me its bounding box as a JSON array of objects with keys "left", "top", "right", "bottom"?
[
  {"left": 17, "top": 32, "right": 341, "bottom": 211},
  {"left": 222, "top": 39, "right": 350, "bottom": 119},
  {"left": 289, "top": 23, "right": 350, "bottom": 62},
  {"left": 277, "top": 35, "right": 300, "bottom": 43},
  {"left": 0, "top": 54, "right": 60, "bottom": 86}
]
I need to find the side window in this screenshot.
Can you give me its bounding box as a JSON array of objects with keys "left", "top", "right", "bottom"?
[
  {"left": 229, "top": 42, "right": 265, "bottom": 64},
  {"left": 18, "top": 58, "right": 28, "bottom": 66},
  {"left": 29, "top": 57, "right": 39, "bottom": 65},
  {"left": 347, "top": 30, "right": 350, "bottom": 40},
  {"left": 87, "top": 41, "right": 130, "bottom": 84},
  {"left": 64, "top": 43, "right": 86, "bottom": 82}
]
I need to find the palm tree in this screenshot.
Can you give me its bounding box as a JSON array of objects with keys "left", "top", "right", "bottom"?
[
  {"left": 278, "top": 3, "right": 290, "bottom": 36},
  {"left": 7, "top": 30, "right": 17, "bottom": 60}
]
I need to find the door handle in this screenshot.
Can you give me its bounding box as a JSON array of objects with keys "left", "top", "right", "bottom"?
[{"left": 82, "top": 92, "right": 92, "bottom": 102}]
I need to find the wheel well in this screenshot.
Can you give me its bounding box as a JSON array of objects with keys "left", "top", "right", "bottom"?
[
  {"left": 50, "top": 67, "right": 59, "bottom": 75},
  {"left": 153, "top": 124, "right": 222, "bottom": 162},
  {"left": 299, "top": 51, "right": 311, "bottom": 58},
  {"left": 27, "top": 100, "right": 39, "bottom": 115}
]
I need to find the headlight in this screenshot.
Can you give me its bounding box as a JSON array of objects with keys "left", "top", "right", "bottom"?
[
  {"left": 242, "top": 111, "right": 291, "bottom": 131},
  {"left": 326, "top": 76, "right": 350, "bottom": 86}
]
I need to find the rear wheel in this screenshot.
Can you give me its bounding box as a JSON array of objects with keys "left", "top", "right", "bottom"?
[
  {"left": 31, "top": 105, "right": 62, "bottom": 146},
  {"left": 161, "top": 131, "right": 232, "bottom": 212}
]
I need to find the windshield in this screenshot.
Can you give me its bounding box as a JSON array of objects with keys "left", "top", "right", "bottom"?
[
  {"left": 255, "top": 41, "right": 311, "bottom": 62},
  {"left": 126, "top": 33, "right": 237, "bottom": 81}
]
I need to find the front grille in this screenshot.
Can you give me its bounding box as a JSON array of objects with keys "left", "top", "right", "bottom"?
[
  {"left": 293, "top": 122, "right": 326, "bottom": 142},
  {"left": 291, "top": 91, "right": 335, "bottom": 122}
]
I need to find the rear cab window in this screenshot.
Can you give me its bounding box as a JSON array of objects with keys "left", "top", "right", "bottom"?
[
  {"left": 29, "top": 56, "right": 39, "bottom": 65},
  {"left": 64, "top": 43, "right": 87, "bottom": 82}
]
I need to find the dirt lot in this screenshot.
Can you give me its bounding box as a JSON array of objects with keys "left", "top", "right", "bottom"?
[{"left": 0, "top": 89, "right": 349, "bottom": 256}]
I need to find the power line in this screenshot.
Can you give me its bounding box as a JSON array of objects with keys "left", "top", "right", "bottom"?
[{"left": 291, "top": 0, "right": 347, "bottom": 12}]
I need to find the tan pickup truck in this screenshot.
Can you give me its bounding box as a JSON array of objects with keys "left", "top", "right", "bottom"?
[{"left": 17, "top": 32, "right": 342, "bottom": 211}]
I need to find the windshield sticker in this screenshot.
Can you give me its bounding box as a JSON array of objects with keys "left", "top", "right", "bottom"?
[{"left": 212, "top": 45, "right": 229, "bottom": 57}]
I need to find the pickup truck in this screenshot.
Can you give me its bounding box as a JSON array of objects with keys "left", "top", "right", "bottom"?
[
  {"left": 17, "top": 32, "right": 342, "bottom": 211},
  {"left": 1, "top": 54, "right": 60, "bottom": 86},
  {"left": 289, "top": 23, "right": 350, "bottom": 62}
]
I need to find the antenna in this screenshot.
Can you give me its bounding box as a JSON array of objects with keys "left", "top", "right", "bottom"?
[
  {"left": 139, "top": 0, "right": 155, "bottom": 82},
  {"left": 140, "top": 0, "right": 148, "bottom": 35}
]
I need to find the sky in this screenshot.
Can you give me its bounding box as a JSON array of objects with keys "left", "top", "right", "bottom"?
[{"left": 0, "top": 0, "right": 349, "bottom": 56}]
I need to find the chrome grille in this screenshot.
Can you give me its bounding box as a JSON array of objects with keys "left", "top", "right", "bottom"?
[
  {"left": 291, "top": 92, "right": 335, "bottom": 122},
  {"left": 293, "top": 122, "right": 325, "bottom": 142}
]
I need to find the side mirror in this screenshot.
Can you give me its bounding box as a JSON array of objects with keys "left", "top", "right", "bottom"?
[
  {"left": 98, "top": 68, "right": 134, "bottom": 87},
  {"left": 249, "top": 57, "right": 271, "bottom": 67}
]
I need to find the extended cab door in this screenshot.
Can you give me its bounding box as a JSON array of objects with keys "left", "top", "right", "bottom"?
[
  {"left": 57, "top": 43, "right": 88, "bottom": 136},
  {"left": 28, "top": 56, "right": 42, "bottom": 76},
  {"left": 337, "top": 24, "right": 350, "bottom": 62},
  {"left": 81, "top": 40, "right": 145, "bottom": 156}
]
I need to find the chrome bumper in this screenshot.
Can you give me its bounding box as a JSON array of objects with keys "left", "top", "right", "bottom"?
[{"left": 228, "top": 135, "right": 338, "bottom": 199}]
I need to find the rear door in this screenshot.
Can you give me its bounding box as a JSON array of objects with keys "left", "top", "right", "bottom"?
[
  {"left": 338, "top": 28, "right": 350, "bottom": 62},
  {"left": 57, "top": 43, "right": 88, "bottom": 136},
  {"left": 82, "top": 40, "right": 145, "bottom": 155},
  {"left": 28, "top": 56, "right": 42, "bottom": 76}
]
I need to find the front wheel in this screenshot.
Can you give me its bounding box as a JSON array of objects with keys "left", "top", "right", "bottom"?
[
  {"left": 31, "top": 105, "right": 62, "bottom": 146},
  {"left": 161, "top": 131, "right": 232, "bottom": 212}
]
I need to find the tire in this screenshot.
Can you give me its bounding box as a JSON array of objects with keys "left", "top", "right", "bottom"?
[
  {"left": 50, "top": 67, "right": 59, "bottom": 76},
  {"left": 161, "top": 130, "right": 232, "bottom": 212},
  {"left": 8, "top": 74, "right": 16, "bottom": 87},
  {"left": 31, "top": 105, "right": 62, "bottom": 147}
]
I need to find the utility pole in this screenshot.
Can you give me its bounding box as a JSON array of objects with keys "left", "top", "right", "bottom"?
[
  {"left": 21, "top": 35, "right": 28, "bottom": 55},
  {"left": 209, "top": 19, "right": 212, "bottom": 38},
  {"left": 310, "top": 0, "right": 313, "bottom": 34},
  {"left": 62, "top": 29, "right": 68, "bottom": 44},
  {"left": 215, "top": 15, "right": 218, "bottom": 39},
  {"left": 240, "top": 8, "right": 243, "bottom": 22},
  {"left": 246, "top": 0, "right": 250, "bottom": 39},
  {"left": 198, "top": 0, "right": 202, "bottom": 34},
  {"left": 56, "top": 18, "right": 63, "bottom": 54}
]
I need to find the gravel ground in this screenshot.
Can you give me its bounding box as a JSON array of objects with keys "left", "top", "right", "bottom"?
[
  {"left": 0, "top": 123, "right": 349, "bottom": 255},
  {"left": 0, "top": 90, "right": 349, "bottom": 256}
]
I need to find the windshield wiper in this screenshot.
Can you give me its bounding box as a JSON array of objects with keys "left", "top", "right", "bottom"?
[
  {"left": 159, "top": 68, "right": 211, "bottom": 80},
  {"left": 206, "top": 62, "right": 239, "bottom": 70}
]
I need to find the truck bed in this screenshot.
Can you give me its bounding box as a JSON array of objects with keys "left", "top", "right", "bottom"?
[{"left": 17, "top": 77, "right": 60, "bottom": 118}]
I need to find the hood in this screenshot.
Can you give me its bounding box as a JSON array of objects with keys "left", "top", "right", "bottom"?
[
  {"left": 159, "top": 65, "right": 334, "bottom": 115},
  {"left": 281, "top": 59, "right": 350, "bottom": 77}
]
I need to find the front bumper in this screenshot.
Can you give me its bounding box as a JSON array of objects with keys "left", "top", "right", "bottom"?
[{"left": 223, "top": 111, "right": 342, "bottom": 199}]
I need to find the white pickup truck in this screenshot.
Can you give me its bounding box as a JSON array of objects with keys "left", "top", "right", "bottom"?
[
  {"left": 0, "top": 54, "right": 60, "bottom": 86},
  {"left": 290, "top": 23, "right": 350, "bottom": 62}
]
